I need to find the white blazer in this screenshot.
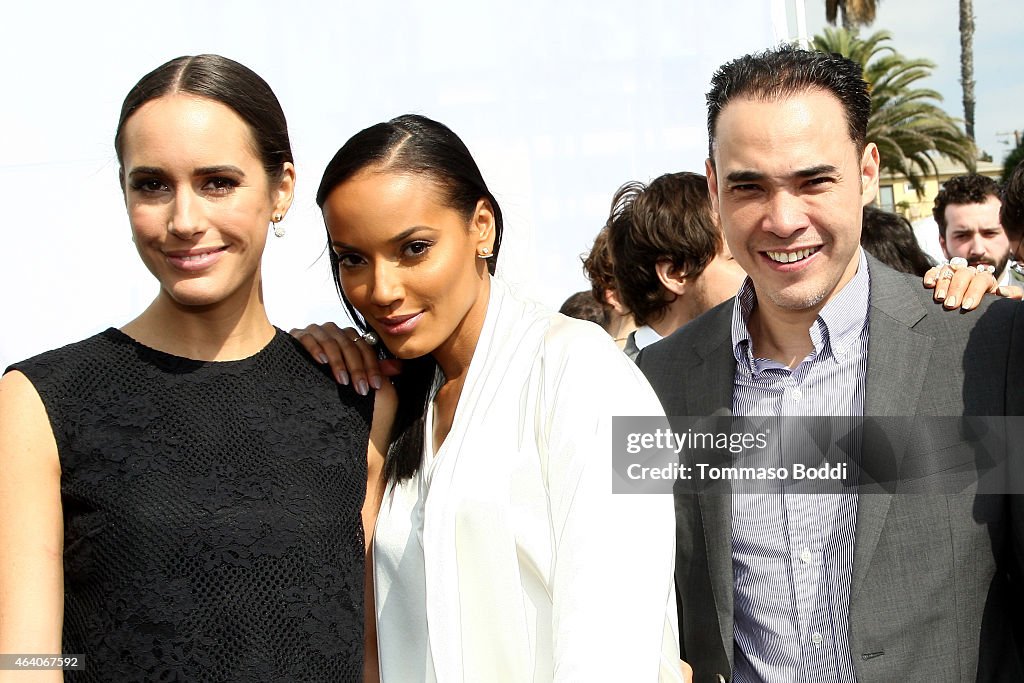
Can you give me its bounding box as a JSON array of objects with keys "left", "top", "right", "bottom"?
[{"left": 374, "top": 277, "right": 681, "bottom": 682}]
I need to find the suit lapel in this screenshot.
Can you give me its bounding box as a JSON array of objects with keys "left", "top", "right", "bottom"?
[
  {"left": 688, "top": 306, "right": 739, "bottom": 665},
  {"left": 853, "top": 257, "right": 933, "bottom": 595}
]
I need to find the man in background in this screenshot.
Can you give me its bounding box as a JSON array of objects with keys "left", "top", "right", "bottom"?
[
  {"left": 1000, "top": 160, "right": 1024, "bottom": 285},
  {"left": 558, "top": 290, "right": 610, "bottom": 328},
  {"left": 934, "top": 173, "right": 1013, "bottom": 285},
  {"left": 607, "top": 172, "right": 746, "bottom": 359},
  {"left": 581, "top": 224, "right": 636, "bottom": 348}
]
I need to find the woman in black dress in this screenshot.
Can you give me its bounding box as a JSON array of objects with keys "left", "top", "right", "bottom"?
[{"left": 0, "top": 55, "right": 392, "bottom": 682}]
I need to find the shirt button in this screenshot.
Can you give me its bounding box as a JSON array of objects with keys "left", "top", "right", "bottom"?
[
  {"left": 800, "top": 547, "right": 812, "bottom": 564},
  {"left": 812, "top": 631, "right": 824, "bottom": 646},
  {"left": 792, "top": 388, "right": 802, "bottom": 401}
]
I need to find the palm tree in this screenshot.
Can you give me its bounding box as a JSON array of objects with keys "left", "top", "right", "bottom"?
[
  {"left": 813, "top": 28, "right": 977, "bottom": 196},
  {"left": 825, "top": 0, "right": 878, "bottom": 30},
  {"left": 959, "top": 0, "right": 976, "bottom": 140}
]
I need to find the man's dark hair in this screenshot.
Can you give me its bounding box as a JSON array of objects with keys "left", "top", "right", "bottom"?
[
  {"left": 706, "top": 44, "right": 871, "bottom": 162},
  {"left": 607, "top": 173, "right": 720, "bottom": 327},
  {"left": 558, "top": 291, "right": 611, "bottom": 329},
  {"left": 932, "top": 174, "right": 1001, "bottom": 237},
  {"left": 861, "top": 206, "right": 936, "bottom": 277},
  {"left": 581, "top": 225, "right": 619, "bottom": 308},
  {"left": 1001, "top": 160, "right": 1024, "bottom": 240}
]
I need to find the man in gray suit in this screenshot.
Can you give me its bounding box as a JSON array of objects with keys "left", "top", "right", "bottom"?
[{"left": 637, "top": 45, "right": 1024, "bottom": 682}]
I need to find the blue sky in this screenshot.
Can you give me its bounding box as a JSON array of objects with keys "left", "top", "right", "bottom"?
[{"left": 803, "top": 0, "right": 1024, "bottom": 167}]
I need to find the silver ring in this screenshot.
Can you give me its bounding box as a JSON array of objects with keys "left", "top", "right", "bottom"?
[
  {"left": 360, "top": 330, "right": 379, "bottom": 346},
  {"left": 939, "top": 269, "right": 954, "bottom": 279},
  {"left": 949, "top": 257, "right": 969, "bottom": 268},
  {"left": 979, "top": 264, "right": 996, "bottom": 274}
]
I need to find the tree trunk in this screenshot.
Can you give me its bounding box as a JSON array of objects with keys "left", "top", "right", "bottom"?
[{"left": 959, "top": 0, "right": 976, "bottom": 141}]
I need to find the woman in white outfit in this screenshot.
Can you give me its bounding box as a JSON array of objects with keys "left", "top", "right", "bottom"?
[{"left": 303, "top": 114, "right": 682, "bottom": 682}]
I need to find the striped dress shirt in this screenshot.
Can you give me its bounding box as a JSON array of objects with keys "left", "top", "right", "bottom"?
[{"left": 729, "top": 250, "right": 870, "bottom": 683}]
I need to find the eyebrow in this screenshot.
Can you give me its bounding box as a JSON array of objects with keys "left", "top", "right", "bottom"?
[
  {"left": 331, "top": 225, "right": 438, "bottom": 251},
  {"left": 127, "top": 167, "right": 163, "bottom": 178},
  {"left": 794, "top": 164, "right": 839, "bottom": 178},
  {"left": 952, "top": 227, "right": 1002, "bottom": 234},
  {"left": 127, "top": 165, "right": 246, "bottom": 178},
  {"left": 195, "top": 165, "right": 246, "bottom": 177},
  {"left": 724, "top": 170, "right": 764, "bottom": 183},
  {"left": 725, "top": 164, "right": 839, "bottom": 183}
]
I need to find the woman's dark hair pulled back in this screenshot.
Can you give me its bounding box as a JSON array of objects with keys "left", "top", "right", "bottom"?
[
  {"left": 114, "top": 54, "right": 293, "bottom": 181},
  {"left": 316, "top": 114, "right": 504, "bottom": 483}
]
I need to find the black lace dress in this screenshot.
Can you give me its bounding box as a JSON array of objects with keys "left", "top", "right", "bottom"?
[{"left": 8, "top": 328, "right": 372, "bottom": 682}]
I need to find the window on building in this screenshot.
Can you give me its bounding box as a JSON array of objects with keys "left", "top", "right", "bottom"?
[{"left": 879, "top": 185, "right": 895, "bottom": 213}]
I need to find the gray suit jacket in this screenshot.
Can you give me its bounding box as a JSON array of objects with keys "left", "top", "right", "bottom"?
[{"left": 637, "top": 255, "right": 1024, "bottom": 683}]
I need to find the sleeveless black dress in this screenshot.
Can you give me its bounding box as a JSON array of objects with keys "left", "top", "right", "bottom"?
[{"left": 8, "top": 328, "right": 372, "bottom": 682}]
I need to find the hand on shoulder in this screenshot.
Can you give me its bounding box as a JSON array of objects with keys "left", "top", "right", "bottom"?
[
  {"left": 922, "top": 259, "right": 1023, "bottom": 311},
  {"left": 289, "top": 323, "right": 402, "bottom": 395}
]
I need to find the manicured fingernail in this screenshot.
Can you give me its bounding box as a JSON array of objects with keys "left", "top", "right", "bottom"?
[
  {"left": 946, "top": 295, "right": 957, "bottom": 307},
  {"left": 317, "top": 353, "right": 329, "bottom": 364},
  {"left": 963, "top": 297, "right": 974, "bottom": 309},
  {"left": 357, "top": 379, "right": 369, "bottom": 396},
  {"left": 370, "top": 375, "right": 382, "bottom": 390},
  {"left": 925, "top": 276, "right": 935, "bottom": 285},
  {"left": 936, "top": 289, "right": 946, "bottom": 300},
  {"left": 337, "top": 370, "right": 349, "bottom": 385},
  {"left": 998, "top": 287, "right": 1010, "bottom": 297}
]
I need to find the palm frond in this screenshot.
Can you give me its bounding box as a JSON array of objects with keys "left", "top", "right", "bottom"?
[{"left": 812, "top": 27, "right": 975, "bottom": 196}]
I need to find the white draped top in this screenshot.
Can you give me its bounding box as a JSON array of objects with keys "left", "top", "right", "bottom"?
[{"left": 373, "top": 277, "right": 681, "bottom": 682}]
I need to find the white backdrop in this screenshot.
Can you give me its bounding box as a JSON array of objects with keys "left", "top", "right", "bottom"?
[{"left": 0, "top": 1, "right": 800, "bottom": 369}]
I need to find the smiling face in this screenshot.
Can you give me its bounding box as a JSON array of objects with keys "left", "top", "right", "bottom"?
[
  {"left": 707, "top": 89, "right": 879, "bottom": 317},
  {"left": 119, "top": 94, "right": 294, "bottom": 311},
  {"left": 939, "top": 195, "right": 1010, "bottom": 277},
  {"left": 322, "top": 170, "right": 495, "bottom": 367}
]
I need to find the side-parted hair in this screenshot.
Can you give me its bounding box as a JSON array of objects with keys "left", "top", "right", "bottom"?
[
  {"left": 932, "top": 174, "right": 1001, "bottom": 237},
  {"left": 706, "top": 44, "right": 871, "bottom": 162},
  {"left": 115, "top": 54, "right": 292, "bottom": 181},
  {"left": 607, "top": 173, "right": 720, "bottom": 327},
  {"left": 316, "top": 114, "right": 504, "bottom": 483},
  {"left": 1002, "top": 160, "right": 1024, "bottom": 240}
]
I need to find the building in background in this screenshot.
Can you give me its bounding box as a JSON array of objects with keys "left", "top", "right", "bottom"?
[{"left": 878, "top": 155, "right": 1003, "bottom": 220}]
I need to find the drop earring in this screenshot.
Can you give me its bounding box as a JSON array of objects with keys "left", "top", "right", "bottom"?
[{"left": 272, "top": 214, "right": 285, "bottom": 238}]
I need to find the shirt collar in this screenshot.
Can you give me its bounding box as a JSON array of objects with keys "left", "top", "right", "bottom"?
[
  {"left": 632, "top": 324, "right": 663, "bottom": 351},
  {"left": 731, "top": 249, "right": 871, "bottom": 373}
]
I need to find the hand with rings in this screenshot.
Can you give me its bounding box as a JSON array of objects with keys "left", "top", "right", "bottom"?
[
  {"left": 922, "top": 256, "right": 1001, "bottom": 311},
  {"left": 289, "top": 322, "right": 401, "bottom": 395}
]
